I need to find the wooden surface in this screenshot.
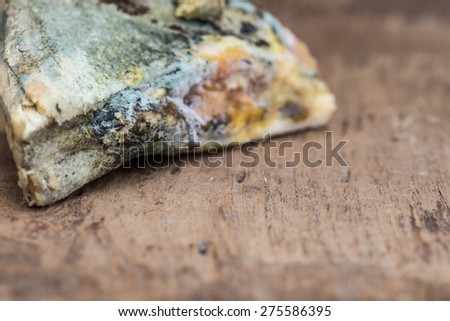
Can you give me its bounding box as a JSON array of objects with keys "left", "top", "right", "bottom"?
[{"left": 1, "top": 0, "right": 449, "bottom": 300}]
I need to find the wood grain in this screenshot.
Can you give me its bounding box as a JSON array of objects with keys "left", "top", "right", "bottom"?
[{"left": 0, "top": 0, "right": 449, "bottom": 300}]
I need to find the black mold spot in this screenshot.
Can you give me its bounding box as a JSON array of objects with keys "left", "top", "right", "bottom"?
[
  {"left": 89, "top": 108, "right": 125, "bottom": 137},
  {"left": 255, "top": 39, "right": 270, "bottom": 47},
  {"left": 240, "top": 21, "right": 258, "bottom": 34},
  {"left": 168, "top": 24, "right": 184, "bottom": 32},
  {"left": 164, "top": 66, "right": 182, "bottom": 77},
  {"left": 100, "top": 0, "right": 149, "bottom": 16}
]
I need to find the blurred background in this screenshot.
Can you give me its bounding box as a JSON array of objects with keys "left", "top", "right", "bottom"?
[{"left": 0, "top": 0, "right": 449, "bottom": 300}]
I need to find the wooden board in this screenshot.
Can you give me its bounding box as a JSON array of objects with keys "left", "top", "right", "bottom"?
[{"left": 0, "top": 0, "right": 449, "bottom": 300}]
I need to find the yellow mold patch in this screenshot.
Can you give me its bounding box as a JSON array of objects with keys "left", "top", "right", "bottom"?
[{"left": 120, "top": 66, "right": 144, "bottom": 86}]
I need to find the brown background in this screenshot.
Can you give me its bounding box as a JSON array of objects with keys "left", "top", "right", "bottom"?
[{"left": 0, "top": 0, "right": 449, "bottom": 300}]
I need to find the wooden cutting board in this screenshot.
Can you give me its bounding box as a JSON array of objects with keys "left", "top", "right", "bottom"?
[{"left": 0, "top": 0, "right": 449, "bottom": 300}]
